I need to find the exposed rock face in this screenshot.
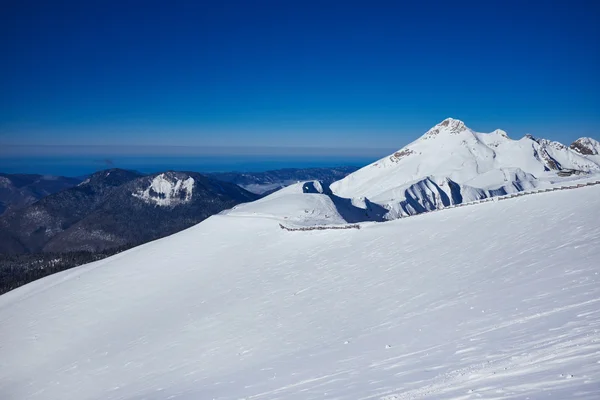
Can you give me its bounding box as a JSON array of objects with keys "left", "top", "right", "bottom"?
[
  {"left": 570, "top": 137, "right": 600, "bottom": 155},
  {"left": 422, "top": 117, "right": 468, "bottom": 139},
  {"left": 132, "top": 172, "right": 195, "bottom": 207}
]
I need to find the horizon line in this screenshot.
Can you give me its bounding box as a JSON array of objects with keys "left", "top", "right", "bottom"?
[{"left": 0, "top": 144, "right": 398, "bottom": 158}]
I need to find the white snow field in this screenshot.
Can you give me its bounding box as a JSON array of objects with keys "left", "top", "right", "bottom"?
[{"left": 1, "top": 185, "right": 600, "bottom": 400}]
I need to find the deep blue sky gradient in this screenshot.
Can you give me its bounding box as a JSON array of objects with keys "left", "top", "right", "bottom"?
[{"left": 1, "top": 0, "right": 599, "bottom": 152}]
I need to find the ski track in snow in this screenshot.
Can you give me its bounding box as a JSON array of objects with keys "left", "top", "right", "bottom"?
[{"left": 0, "top": 186, "right": 599, "bottom": 399}]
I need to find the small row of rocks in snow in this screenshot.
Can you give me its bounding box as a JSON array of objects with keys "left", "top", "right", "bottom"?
[{"left": 278, "top": 223, "right": 361, "bottom": 232}]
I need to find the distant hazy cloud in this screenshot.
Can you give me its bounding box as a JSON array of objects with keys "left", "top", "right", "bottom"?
[{"left": 94, "top": 158, "right": 115, "bottom": 167}]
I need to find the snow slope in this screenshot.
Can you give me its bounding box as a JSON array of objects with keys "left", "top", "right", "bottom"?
[
  {"left": 1, "top": 185, "right": 599, "bottom": 399},
  {"left": 331, "top": 118, "right": 600, "bottom": 216},
  {"left": 225, "top": 180, "right": 386, "bottom": 225}
]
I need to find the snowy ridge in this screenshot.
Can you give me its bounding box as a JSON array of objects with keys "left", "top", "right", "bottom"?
[
  {"left": 1, "top": 183, "right": 599, "bottom": 399},
  {"left": 380, "top": 168, "right": 542, "bottom": 218},
  {"left": 132, "top": 173, "right": 195, "bottom": 207},
  {"left": 225, "top": 180, "right": 386, "bottom": 226},
  {"left": 230, "top": 175, "right": 600, "bottom": 230},
  {"left": 279, "top": 179, "right": 600, "bottom": 231}
]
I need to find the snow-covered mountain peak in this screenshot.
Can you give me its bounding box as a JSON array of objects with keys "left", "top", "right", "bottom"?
[
  {"left": 421, "top": 117, "right": 470, "bottom": 139},
  {"left": 438, "top": 117, "right": 467, "bottom": 130},
  {"left": 533, "top": 137, "right": 568, "bottom": 151},
  {"left": 81, "top": 168, "right": 142, "bottom": 188},
  {"left": 520, "top": 134, "right": 567, "bottom": 150},
  {"left": 491, "top": 128, "right": 509, "bottom": 138},
  {"left": 474, "top": 128, "right": 512, "bottom": 148},
  {"left": 0, "top": 176, "right": 12, "bottom": 188},
  {"left": 132, "top": 172, "right": 195, "bottom": 207},
  {"left": 331, "top": 120, "right": 600, "bottom": 216},
  {"left": 571, "top": 137, "right": 600, "bottom": 155}
]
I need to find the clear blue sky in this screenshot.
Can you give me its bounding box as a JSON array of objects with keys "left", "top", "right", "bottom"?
[{"left": 1, "top": 0, "right": 599, "bottom": 153}]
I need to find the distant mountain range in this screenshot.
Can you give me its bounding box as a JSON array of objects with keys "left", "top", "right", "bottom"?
[
  {"left": 0, "top": 167, "right": 359, "bottom": 217},
  {"left": 5, "top": 119, "right": 595, "bottom": 254},
  {"left": 206, "top": 166, "right": 359, "bottom": 194},
  {"left": 2, "top": 124, "right": 599, "bottom": 255},
  {"left": 0, "top": 173, "right": 81, "bottom": 215},
  {"left": 0, "top": 169, "right": 257, "bottom": 254},
  {"left": 0, "top": 166, "right": 360, "bottom": 255},
  {"left": 0, "top": 166, "right": 360, "bottom": 293},
  {"left": 3, "top": 128, "right": 599, "bottom": 291}
]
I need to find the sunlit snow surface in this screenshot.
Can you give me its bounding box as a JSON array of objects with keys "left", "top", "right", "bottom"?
[{"left": 1, "top": 186, "right": 599, "bottom": 399}]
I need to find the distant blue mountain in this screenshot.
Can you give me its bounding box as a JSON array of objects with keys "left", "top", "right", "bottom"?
[
  {"left": 0, "top": 173, "right": 82, "bottom": 215},
  {"left": 207, "top": 166, "right": 359, "bottom": 194}
]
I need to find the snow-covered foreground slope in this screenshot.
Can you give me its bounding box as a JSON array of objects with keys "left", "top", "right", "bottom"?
[{"left": 1, "top": 186, "right": 600, "bottom": 400}]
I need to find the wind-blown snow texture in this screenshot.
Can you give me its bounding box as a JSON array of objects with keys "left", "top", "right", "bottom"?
[{"left": 1, "top": 185, "right": 599, "bottom": 399}]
